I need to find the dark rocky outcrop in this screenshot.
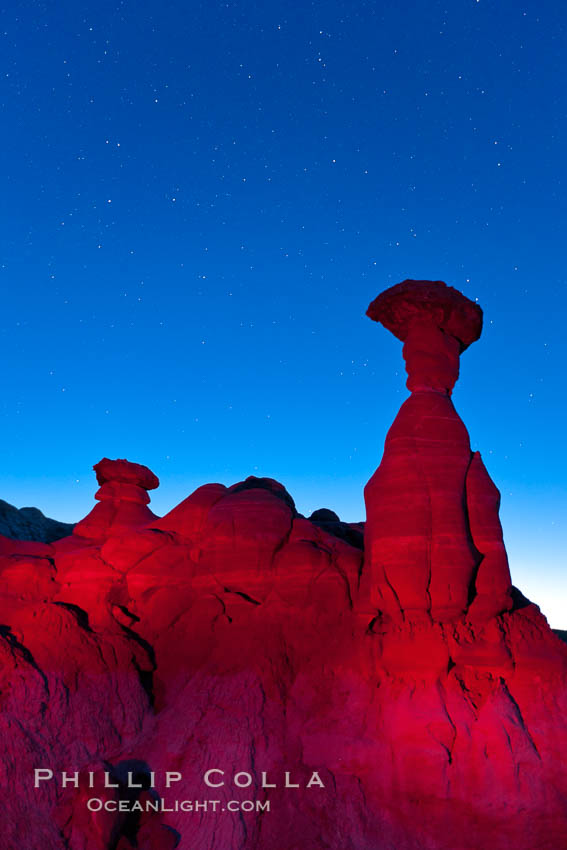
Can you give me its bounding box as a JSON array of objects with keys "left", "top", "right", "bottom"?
[{"left": 0, "top": 498, "right": 74, "bottom": 543}]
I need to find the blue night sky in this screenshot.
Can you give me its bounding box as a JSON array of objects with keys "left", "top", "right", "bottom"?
[{"left": 1, "top": 1, "right": 566, "bottom": 626}]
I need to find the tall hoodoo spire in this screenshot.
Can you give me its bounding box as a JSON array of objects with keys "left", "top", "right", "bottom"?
[{"left": 364, "top": 280, "right": 511, "bottom": 624}]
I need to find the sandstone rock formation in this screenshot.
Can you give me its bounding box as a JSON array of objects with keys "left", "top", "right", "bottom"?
[
  {"left": 364, "top": 280, "right": 512, "bottom": 624},
  {"left": 0, "top": 280, "right": 566, "bottom": 850}
]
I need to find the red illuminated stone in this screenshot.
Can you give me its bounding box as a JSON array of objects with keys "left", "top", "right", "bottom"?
[{"left": 0, "top": 283, "right": 566, "bottom": 850}]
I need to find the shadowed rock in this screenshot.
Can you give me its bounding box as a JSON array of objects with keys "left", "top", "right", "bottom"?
[{"left": 0, "top": 498, "right": 74, "bottom": 543}]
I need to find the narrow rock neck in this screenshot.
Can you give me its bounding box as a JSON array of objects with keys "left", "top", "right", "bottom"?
[{"left": 403, "top": 319, "right": 461, "bottom": 395}]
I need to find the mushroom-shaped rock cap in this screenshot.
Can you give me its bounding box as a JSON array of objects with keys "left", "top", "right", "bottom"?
[
  {"left": 93, "top": 457, "right": 159, "bottom": 490},
  {"left": 367, "top": 280, "right": 483, "bottom": 350}
]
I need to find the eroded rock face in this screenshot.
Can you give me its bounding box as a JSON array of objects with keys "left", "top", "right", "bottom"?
[{"left": 1, "top": 282, "right": 566, "bottom": 850}]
